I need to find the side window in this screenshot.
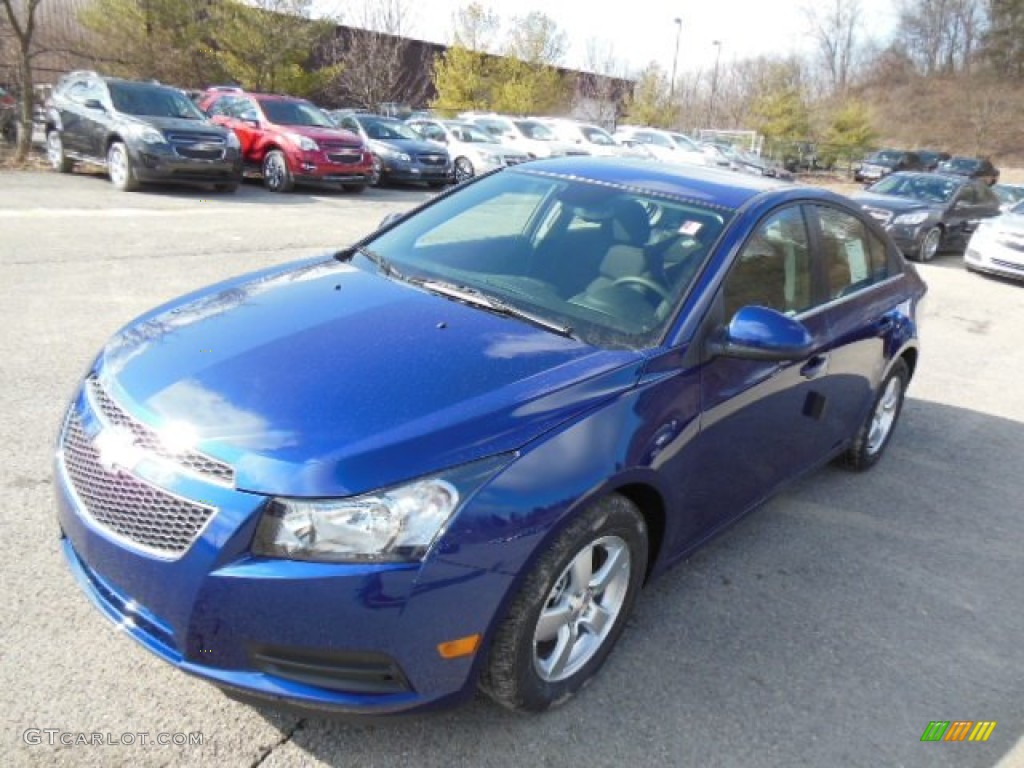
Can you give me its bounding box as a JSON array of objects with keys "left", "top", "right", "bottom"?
[
  {"left": 424, "top": 124, "right": 446, "bottom": 142},
  {"left": 723, "top": 206, "right": 812, "bottom": 318},
  {"left": 207, "top": 97, "right": 232, "bottom": 117},
  {"left": 232, "top": 99, "right": 259, "bottom": 121},
  {"left": 815, "top": 206, "right": 891, "bottom": 300},
  {"left": 958, "top": 184, "right": 978, "bottom": 204},
  {"left": 340, "top": 117, "right": 359, "bottom": 133},
  {"left": 66, "top": 81, "right": 90, "bottom": 103}
]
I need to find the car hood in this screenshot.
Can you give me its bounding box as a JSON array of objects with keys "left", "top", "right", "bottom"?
[
  {"left": 852, "top": 192, "right": 943, "bottom": 214},
  {"left": 125, "top": 116, "right": 227, "bottom": 137},
  {"left": 275, "top": 124, "right": 362, "bottom": 145},
  {"left": 95, "top": 258, "right": 643, "bottom": 497},
  {"left": 369, "top": 137, "right": 448, "bottom": 155}
]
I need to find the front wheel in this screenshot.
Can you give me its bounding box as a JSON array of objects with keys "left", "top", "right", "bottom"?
[
  {"left": 47, "top": 130, "right": 73, "bottom": 173},
  {"left": 107, "top": 141, "right": 139, "bottom": 191},
  {"left": 479, "top": 495, "right": 648, "bottom": 712},
  {"left": 915, "top": 227, "right": 942, "bottom": 262},
  {"left": 262, "top": 149, "right": 293, "bottom": 193},
  {"left": 840, "top": 359, "right": 909, "bottom": 471},
  {"left": 454, "top": 156, "right": 474, "bottom": 183}
]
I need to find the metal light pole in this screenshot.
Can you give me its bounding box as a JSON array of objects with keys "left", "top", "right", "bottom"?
[
  {"left": 708, "top": 40, "right": 723, "bottom": 129},
  {"left": 670, "top": 18, "right": 682, "bottom": 98}
]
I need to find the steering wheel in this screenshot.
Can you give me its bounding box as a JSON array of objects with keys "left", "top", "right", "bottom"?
[{"left": 610, "top": 275, "right": 671, "bottom": 302}]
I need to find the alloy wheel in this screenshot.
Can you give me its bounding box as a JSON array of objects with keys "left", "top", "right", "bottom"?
[{"left": 866, "top": 376, "right": 903, "bottom": 455}]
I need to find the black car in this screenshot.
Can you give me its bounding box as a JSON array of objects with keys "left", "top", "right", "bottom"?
[
  {"left": 330, "top": 112, "right": 451, "bottom": 187},
  {"left": 916, "top": 150, "right": 951, "bottom": 171},
  {"left": 44, "top": 71, "right": 243, "bottom": 192},
  {"left": 853, "top": 172, "right": 1002, "bottom": 261},
  {"left": 853, "top": 150, "right": 924, "bottom": 183},
  {"left": 937, "top": 156, "right": 1000, "bottom": 186}
]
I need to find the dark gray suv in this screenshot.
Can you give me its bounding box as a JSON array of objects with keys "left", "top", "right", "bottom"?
[{"left": 45, "top": 71, "right": 243, "bottom": 192}]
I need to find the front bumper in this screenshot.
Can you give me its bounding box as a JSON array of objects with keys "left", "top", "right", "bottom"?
[
  {"left": 54, "top": 384, "right": 515, "bottom": 714},
  {"left": 379, "top": 158, "right": 452, "bottom": 183},
  {"left": 130, "top": 144, "right": 243, "bottom": 184},
  {"left": 965, "top": 235, "right": 1024, "bottom": 280}
]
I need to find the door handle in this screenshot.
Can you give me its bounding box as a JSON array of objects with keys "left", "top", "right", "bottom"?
[
  {"left": 875, "top": 317, "right": 896, "bottom": 334},
  {"left": 800, "top": 354, "right": 829, "bottom": 379}
]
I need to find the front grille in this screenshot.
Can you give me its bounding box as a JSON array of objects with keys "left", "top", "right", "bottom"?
[
  {"left": 991, "top": 257, "right": 1024, "bottom": 272},
  {"left": 166, "top": 132, "right": 226, "bottom": 146},
  {"left": 326, "top": 151, "right": 363, "bottom": 165},
  {"left": 86, "top": 376, "right": 234, "bottom": 485},
  {"left": 174, "top": 147, "right": 225, "bottom": 161},
  {"left": 61, "top": 414, "right": 216, "bottom": 557},
  {"left": 417, "top": 153, "right": 447, "bottom": 166},
  {"left": 250, "top": 645, "right": 412, "bottom": 694},
  {"left": 321, "top": 140, "right": 360, "bottom": 151},
  {"left": 996, "top": 236, "right": 1024, "bottom": 253}
]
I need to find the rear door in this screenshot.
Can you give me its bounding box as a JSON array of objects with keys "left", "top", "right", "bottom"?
[{"left": 56, "top": 78, "right": 91, "bottom": 154}]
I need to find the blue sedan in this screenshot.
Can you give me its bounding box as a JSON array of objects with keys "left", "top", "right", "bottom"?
[{"left": 55, "top": 158, "right": 926, "bottom": 715}]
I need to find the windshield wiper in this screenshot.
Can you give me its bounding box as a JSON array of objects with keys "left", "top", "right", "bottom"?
[
  {"left": 419, "top": 280, "right": 576, "bottom": 339},
  {"left": 355, "top": 246, "right": 404, "bottom": 280}
]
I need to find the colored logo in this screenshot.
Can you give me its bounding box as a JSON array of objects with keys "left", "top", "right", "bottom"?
[{"left": 921, "top": 721, "right": 997, "bottom": 742}]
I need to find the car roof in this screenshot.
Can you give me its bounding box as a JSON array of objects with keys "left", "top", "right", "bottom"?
[{"left": 513, "top": 156, "right": 795, "bottom": 210}]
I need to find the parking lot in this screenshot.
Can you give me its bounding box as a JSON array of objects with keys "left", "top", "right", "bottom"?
[{"left": 2, "top": 169, "right": 1023, "bottom": 768}]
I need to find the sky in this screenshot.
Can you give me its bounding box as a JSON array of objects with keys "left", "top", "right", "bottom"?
[{"left": 314, "top": 0, "right": 901, "bottom": 75}]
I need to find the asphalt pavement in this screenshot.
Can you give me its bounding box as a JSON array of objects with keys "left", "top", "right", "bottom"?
[{"left": 1, "top": 169, "right": 1022, "bottom": 768}]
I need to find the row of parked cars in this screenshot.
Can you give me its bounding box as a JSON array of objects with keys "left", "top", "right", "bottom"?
[
  {"left": 854, "top": 148, "right": 1001, "bottom": 186},
  {"left": 42, "top": 71, "right": 793, "bottom": 196}
]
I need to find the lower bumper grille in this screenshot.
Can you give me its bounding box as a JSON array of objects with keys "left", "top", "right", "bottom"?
[
  {"left": 61, "top": 414, "right": 216, "bottom": 557},
  {"left": 250, "top": 644, "right": 412, "bottom": 694}
]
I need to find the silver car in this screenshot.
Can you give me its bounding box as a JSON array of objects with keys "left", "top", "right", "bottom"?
[
  {"left": 406, "top": 118, "right": 530, "bottom": 183},
  {"left": 965, "top": 199, "right": 1024, "bottom": 281}
]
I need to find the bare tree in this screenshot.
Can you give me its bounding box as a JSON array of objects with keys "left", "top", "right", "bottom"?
[
  {"left": 572, "top": 38, "right": 628, "bottom": 127},
  {"left": 896, "top": 0, "right": 986, "bottom": 75},
  {"left": 331, "top": 0, "right": 430, "bottom": 109},
  {"left": 803, "top": 0, "right": 861, "bottom": 96},
  {"left": 2, "top": 0, "right": 43, "bottom": 161}
]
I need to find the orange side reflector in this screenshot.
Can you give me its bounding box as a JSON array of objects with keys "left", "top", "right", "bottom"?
[{"left": 437, "top": 634, "right": 481, "bottom": 659}]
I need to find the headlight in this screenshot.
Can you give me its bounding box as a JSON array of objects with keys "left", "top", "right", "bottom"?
[
  {"left": 134, "top": 126, "right": 166, "bottom": 145},
  {"left": 893, "top": 211, "right": 930, "bottom": 226},
  {"left": 224, "top": 131, "right": 240, "bottom": 149},
  {"left": 287, "top": 133, "right": 318, "bottom": 151},
  {"left": 377, "top": 145, "right": 411, "bottom": 162},
  {"left": 252, "top": 455, "right": 510, "bottom": 563}
]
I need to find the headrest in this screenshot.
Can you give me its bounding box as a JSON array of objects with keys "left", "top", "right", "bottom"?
[{"left": 600, "top": 245, "right": 649, "bottom": 280}]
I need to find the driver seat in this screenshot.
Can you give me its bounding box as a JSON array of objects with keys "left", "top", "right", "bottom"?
[{"left": 581, "top": 199, "right": 662, "bottom": 296}]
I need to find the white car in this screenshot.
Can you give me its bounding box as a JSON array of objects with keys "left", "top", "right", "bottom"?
[
  {"left": 533, "top": 118, "right": 643, "bottom": 158},
  {"left": 459, "top": 113, "right": 588, "bottom": 159},
  {"left": 406, "top": 118, "right": 530, "bottom": 182},
  {"left": 964, "top": 199, "right": 1024, "bottom": 281},
  {"left": 613, "top": 126, "right": 711, "bottom": 167}
]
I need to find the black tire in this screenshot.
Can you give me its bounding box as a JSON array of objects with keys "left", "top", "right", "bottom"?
[
  {"left": 343, "top": 183, "right": 366, "bottom": 194},
  {"left": 47, "top": 130, "right": 73, "bottom": 173},
  {"left": 107, "top": 141, "right": 139, "bottom": 191},
  {"left": 915, "top": 226, "right": 942, "bottom": 263},
  {"left": 262, "top": 149, "right": 293, "bottom": 193},
  {"left": 839, "top": 359, "right": 909, "bottom": 471},
  {"left": 454, "top": 156, "right": 474, "bottom": 183},
  {"left": 214, "top": 182, "right": 239, "bottom": 193},
  {"left": 479, "top": 494, "right": 648, "bottom": 712}
]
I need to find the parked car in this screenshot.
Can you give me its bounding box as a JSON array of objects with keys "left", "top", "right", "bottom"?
[
  {"left": 331, "top": 112, "right": 451, "bottom": 188},
  {"left": 853, "top": 150, "right": 924, "bottom": 183},
  {"left": 697, "top": 141, "right": 732, "bottom": 168},
  {"left": 613, "top": 126, "right": 709, "bottom": 167},
  {"left": 459, "top": 112, "right": 588, "bottom": 159},
  {"left": 853, "top": 172, "right": 1002, "bottom": 261},
  {"left": 992, "top": 183, "right": 1024, "bottom": 211},
  {"left": 55, "top": 157, "right": 926, "bottom": 716},
  {"left": 405, "top": 118, "right": 529, "bottom": 182},
  {"left": 916, "top": 150, "right": 951, "bottom": 171},
  {"left": 723, "top": 146, "right": 794, "bottom": 180},
  {"left": 964, "top": 199, "right": 1024, "bottom": 281},
  {"left": 533, "top": 118, "right": 643, "bottom": 158},
  {"left": 936, "top": 156, "right": 1000, "bottom": 186},
  {"left": 198, "top": 87, "right": 374, "bottom": 193},
  {"left": 43, "top": 72, "right": 243, "bottom": 192}
]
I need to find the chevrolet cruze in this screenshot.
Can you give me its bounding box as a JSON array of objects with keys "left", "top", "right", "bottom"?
[{"left": 56, "top": 158, "right": 926, "bottom": 715}]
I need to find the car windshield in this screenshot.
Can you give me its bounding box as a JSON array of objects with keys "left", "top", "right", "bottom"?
[
  {"left": 446, "top": 122, "right": 493, "bottom": 143},
  {"left": 994, "top": 186, "right": 1024, "bottom": 205},
  {"left": 581, "top": 126, "right": 615, "bottom": 145},
  {"left": 515, "top": 120, "right": 556, "bottom": 140},
  {"left": 869, "top": 174, "right": 958, "bottom": 203},
  {"left": 362, "top": 117, "right": 419, "bottom": 141},
  {"left": 868, "top": 151, "right": 901, "bottom": 164},
  {"left": 109, "top": 83, "right": 205, "bottom": 119},
  {"left": 670, "top": 133, "right": 700, "bottom": 151},
  {"left": 361, "top": 169, "right": 732, "bottom": 349},
  {"left": 941, "top": 158, "right": 980, "bottom": 172},
  {"left": 259, "top": 99, "right": 334, "bottom": 128}
]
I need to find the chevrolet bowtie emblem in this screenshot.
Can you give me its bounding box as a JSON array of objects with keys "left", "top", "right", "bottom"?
[{"left": 93, "top": 424, "right": 144, "bottom": 474}]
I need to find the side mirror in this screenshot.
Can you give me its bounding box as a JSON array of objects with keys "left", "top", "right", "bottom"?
[
  {"left": 84, "top": 99, "right": 105, "bottom": 111},
  {"left": 709, "top": 306, "right": 814, "bottom": 361},
  {"left": 378, "top": 212, "right": 404, "bottom": 229}
]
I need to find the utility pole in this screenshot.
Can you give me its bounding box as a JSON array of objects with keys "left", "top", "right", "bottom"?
[{"left": 669, "top": 17, "right": 682, "bottom": 98}]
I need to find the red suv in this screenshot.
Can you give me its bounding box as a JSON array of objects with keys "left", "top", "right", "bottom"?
[{"left": 198, "top": 87, "right": 374, "bottom": 193}]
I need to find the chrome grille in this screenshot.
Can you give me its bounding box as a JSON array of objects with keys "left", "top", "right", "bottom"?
[
  {"left": 991, "top": 257, "right": 1024, "bottom": 272},
  {"left": 321, "top": 140, "right": 359, "bottom": 151},
  {"left": 61, "top": 414, "right": 216, "bottom": 557},
  {"left": 86, "top": 376, "right": 234, "bottom": 485},
  {"left": 417, "top": 153, "right": 447, "bottom": 166},
  {"left": 326, "top": 151, "right": 363, "bottom": 165},
  {"left": 166, "top": 132, "right": 226, "bottom": 146},
  {"left": 996, "top": 236, "right": 1024, "bottom": 253},
  {"left": 174, "top": 147, "right": 225, "bottom": 160}
]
